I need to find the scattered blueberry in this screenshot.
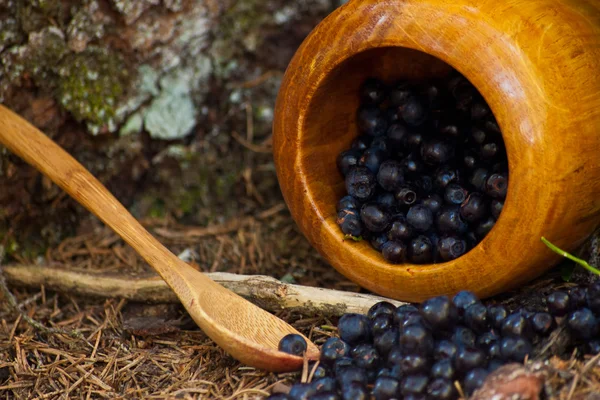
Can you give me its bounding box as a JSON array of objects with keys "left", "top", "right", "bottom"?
[{"left": 278, "top": 334, "right": 307, "bottom": 356}]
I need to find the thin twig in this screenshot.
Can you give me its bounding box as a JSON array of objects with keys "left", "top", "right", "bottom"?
[{"left": 4, "top": 264, "right": 406, "bottom": 317}]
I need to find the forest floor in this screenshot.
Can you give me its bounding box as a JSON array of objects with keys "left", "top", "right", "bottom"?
[{"left": 0, "top": 78, "right": 599, "bottom": 400}]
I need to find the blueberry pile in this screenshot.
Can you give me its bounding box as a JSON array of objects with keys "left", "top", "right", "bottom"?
[
  {"left": 270, "top": 282, "right": 600, "bottom": 400},
  {"left": 336, "top": 75, "right": 508, "bottom": 264}
]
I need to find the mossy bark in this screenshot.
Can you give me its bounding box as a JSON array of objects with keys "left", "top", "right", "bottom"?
[{"left": 0, "top": 0, "right": 342, "bottom": 258}]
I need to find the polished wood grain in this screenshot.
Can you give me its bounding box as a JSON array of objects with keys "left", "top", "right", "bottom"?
[
  {"left": 273, "top": 0, "right": 600, "bottom": 302},
  {"left": 0, "top": 105, "right": 319, "bottom": 372}
]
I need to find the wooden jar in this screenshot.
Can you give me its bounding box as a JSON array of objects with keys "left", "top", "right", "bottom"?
[{"left": 273, "top": 0, "right": 600, "bottom": 302}]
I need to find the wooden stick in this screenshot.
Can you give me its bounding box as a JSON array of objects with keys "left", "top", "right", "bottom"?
[{"left": 2, "top": 265, "right": 406, "bottom": 317}]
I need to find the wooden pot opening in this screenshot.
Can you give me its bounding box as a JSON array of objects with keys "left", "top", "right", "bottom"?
[{"left": 300, "top": 46, "right": 508, "bottom": 262}]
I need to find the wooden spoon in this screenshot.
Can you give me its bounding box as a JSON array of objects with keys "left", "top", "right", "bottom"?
[{"left": 0, "top": 104, "right": 319, "bottom": 372}]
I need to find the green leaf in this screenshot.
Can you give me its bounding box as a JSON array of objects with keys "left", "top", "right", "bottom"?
[{"left": 344, "top": 234, "right": 363, "bottom": 242}]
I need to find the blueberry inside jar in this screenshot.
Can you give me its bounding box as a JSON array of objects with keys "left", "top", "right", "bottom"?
[{"left": 336, "top": 73, "right": 508, "bottom": 264}]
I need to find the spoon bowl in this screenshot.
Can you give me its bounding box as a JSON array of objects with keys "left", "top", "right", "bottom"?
[{"left": 0, "top": 104, "right": 319, "bottom": 372}]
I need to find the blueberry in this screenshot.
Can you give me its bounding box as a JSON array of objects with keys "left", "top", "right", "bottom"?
[
  {"left": 351, "top": 343, "right": 380, "bottom": 370},
  {"left": 360, "top": 78, "right": 386, "bottom": 105},
  {"left": 460, "top": 193, "right": 488, "bottom": 223},
  {"left": 490, "top": 199, "right": 504, "bottom": 219},
  {"left": 357, "top": 107, "right": 388, "bottom": 137},
  {"left": 345, "top": 167, "right": 377, "bottom": 201},
  {"left": 436, "top": 206, "right": 469, "bottom": 235},
  {"left": 501, "top": 313, "right": 532, "bottom": 338},
  {"left": 399, "top": 311, "right": 427, "bottom": 329},
  {"left": 433, "top": 340, "right": 458, "bottom": 361},
  {"left": 487, "top": 343, "right": 502, "bottom": 359},
  {"left": 587, "top": 340, "right": 600, "bottom": 354},
  {"left": 427, "top": 378, "right": 456, "bottom": 400},
  {"left": 433, "top": 167, "right": 460, "bottom": 189},
  {"left": 371, "top": 137, "right": 390, "bottom": 152},
  {"left": 469, "top": 168, "right": 489, "bottom": 192},
  {"left": 394, "top": 304, "right": 419, "bottom": 324},
  {"left": 310, "top": 392, "right": 340, "bottom": 400},
  {"left": 570, "top": 287, "right": 588, "bottom": 310},
  {"left": 387, "top": 215, "right": 412, "bottom": 241},
  {"left": 368, "top": 301, "right": 397, "bottom": 319},
  {"left": 337, "top": 365, "right": 368, "bottom": 387},
  {"left": 401, "top": 375, "right": 429, "bottom": 396},
  {"left": 387, "top": 346, "right": 405, "bottom": 367},
  {"left": 371, "top": 314, "right": 394, "bottom": 337},
  {"left": 401, "top": 155, "right": 425, "bottom": 176},
  {"left": 431, "top": 359, "right": 455, "bottom": 380},
  {"left": 421, "top": 139, "right": 455, "bottom": 165},
  {"left": 372, "top": 376, "right": 400, "bottom": 400},
  {"left": 400, "top": 324, "right": 434, "bottom": 355},
  {"left": 374, "top": 328, "right": 399, "bottom": 357},
  {"left": 547, "top": 291, "right": 571, "bottom": 317},
  {"left": 370, "top": 234, "right": 389, "bottom": 251},
  {"left": 408, "top": 235, "right": 434, "bottom": 264},
  {"left": 464, "top": 303, "right": 489, "bottom": 333},
  {"left": 338, "top": 314, "right": 371, "bottom": 345},
  {"left": 387, "top": 124, "right": 409, "bottom": 150},
  {"left": 399, "top": 354, "right": 430, "bottom": 375},
  {"left": 376, "top": 192, "right": 397, "bottom": 210},
  {"left": 438, "top": 236, "right": 468, "bottom": 261},
  {"left": 485, "top": 173, "right": 508, "bottom": 199},
  {"left": 463, "top": 153, "right": 477, "bottom": 169},
  {"left": 531, "top": 313, "right": 555, "bottom": 335},
  {"left": 382, "top": 241, "right": 407, "bottom": 264},
  {"left": 312, "top": 377, "right": 337, "bottom": 393},
  {"left": 360, "top": 203, "right": 391, "bottom": 232},
  {"left": 333, "top": 357, "right": 355, "bottom": 375},
  {"left": 390, "top": 82, "right": 414, "bottom": 106},
  {"left": 288, "top": 383, "right": 316, "bottom": 400},
  {"left": 455, "top": 346, "right": 487, "bottom": 374},
  {"left": 266, "top": 394, "right": 292, "bottom": 400},
  {"left": 439, "top": 121, "right": 461, "bottom": 138},
  {"left": 377, "top": 160, "right": 405, "bottom": 192},
  {"left": 422, "top": 194, "right": 443, "bottom": 214},
  {"left": 340, "top": 382, "right": 369, "bottom": 400},
  {"left": 406, "top": 132, "right": 425, "bottom": 149},
  {"left": 474, "top": 216, "right": 496, "bottom": 240},
  {"left": 377, "top": 368, "right": 393, "bottom": 378},
  {"left": 336, "top": 210, "right": 363, "bottom": 237},
  {"left": 481, "top": 141, "right": 502, "bottom": 160},
  {"left": 321, "top": 337, "right": 351, "bottom": 365},
  {"left": 452, "top": 326, "right": 477, "bottom": 348},
  {"left": 400, "top": 97, "right": 427, "bottom": 126},
  {"left": 471, "top": 102, "right": 490, "bottom": 120},
  {"left": 278, "top": 334, "right": 307, "bottom": 356},
  {"left": 337, "top": 149, "right": 362, "bottom": 177},
  {"left": 352, "top": 135, "right": 373, "bottom": 151},
  {"left": 396, "top": 185, "right": 418, "bottom": 206},
  {"left": 476, "top": 332, "right": 499, "bottom": 353},
  {"left": 463, "top": 368, "right": 489, "bottom": 396},
  {"left": 359, "top": 147, "right": 389, "bottom": 174},
  {"left": 414, "top": 175, "right": 434, "bottom": 194},
  {"left": 484, "top": 119, "right": 501, "bottom": 134},
  {"left": 337, "top": 195, "right": 361, "bottom": 212},
  {"left": 406, "top": 205, "right": 433, "bottom": 232},
  {"left": 453, "top": 291, "right": 480, "bottom": 316},
  {"left": 310, "top": 363, "right": 329, "bottom": 380},
  {"left": 444, "top": 184, "right": 468, "bottom": 205},
  {"left": 586, "top": 281, "right": 600, "bottom": 314},
  {"left": 499, "top": 337, "right": 532, "bottom": 362},
  {"left": 567, "top": 308, "right": 598, "bottom": 339},
  {"left": 420, "top": 296, "right": 458, "bottom": 331}
]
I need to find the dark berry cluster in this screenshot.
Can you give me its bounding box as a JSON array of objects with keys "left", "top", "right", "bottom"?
[
  {"left": 272, "top": 282, "right": 600, "bottom": 400},
  {"left": 336, "top": 75, "right": 508, "bottom": 264}
]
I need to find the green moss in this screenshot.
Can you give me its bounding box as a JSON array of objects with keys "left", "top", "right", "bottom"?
[{"left": 56, "top": 47, "right": 130, "bottom": 132}]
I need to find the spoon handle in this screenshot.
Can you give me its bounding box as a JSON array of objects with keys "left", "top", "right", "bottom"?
[{"left": 0, "top": 105, "right": 202, "bottom": 286}]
